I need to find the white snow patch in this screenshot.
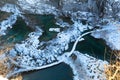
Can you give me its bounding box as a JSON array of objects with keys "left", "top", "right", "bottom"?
[
  {"left": 0, "top": 14, "right": 18, "bottom": 35},
  {"left": 0, "top": 76, "right": 8, "bottom": 80},
  {"left": 18, "top": 0, "right": 57, "bottom": 15},
  {"left": 26, "top": 0, "right": 37, "bottom": 4},
  {"left": 0, "top": 4, "right": 21, "bottom": 14},
  {"left": 49, "top": 28, "right": 60, "bottom": 32},
  {"left": 92, "top": 21, "right": 120, "bottom": 50},
  {"left": 0, "top": 4, "right": 22, "bottom": 35},
  {"left": 64, "top": 51, "right": 108, "bottom": 80}
]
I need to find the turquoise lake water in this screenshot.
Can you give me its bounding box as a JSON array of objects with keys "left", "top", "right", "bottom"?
[
  {"left": 25, "top": 14, "right": 61, "bottom": 41},
  {"left": 0, "top": 18, "right": 33, "bottom": 45}
]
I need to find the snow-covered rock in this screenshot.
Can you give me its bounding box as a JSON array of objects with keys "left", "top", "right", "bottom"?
[{"left": 49, "top": 28, "right": 60, "bottom": 32}]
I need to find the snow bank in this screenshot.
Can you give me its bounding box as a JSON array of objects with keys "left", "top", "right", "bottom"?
[
  {"left": 0, "top": 14, "right": 18, "bottom": 35},
  {"left": 0, "top": 76, "right": 8, "bottom": 80},
  {"left": 17, "top": 0, "right": 57, "bottom": 15},
  {"left": 92, "top": 21, "right": 120, "bottom": 50},
  {"left": 9, "top": 30, "right": 43, "bottom": 66},
  {"left": 0, "top": 4, "right": 21, "bottom": 36},
  {"left": 64, "top": 51, "right": 108, "bottom": 80}
]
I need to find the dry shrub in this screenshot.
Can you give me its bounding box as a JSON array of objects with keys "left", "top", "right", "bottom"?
[
  {"left": 0, "top": 44, "right": 15, "bottom": 78},
  {"left": 105, "top": 51, "right": 120, "bottom": 80},
  {"left": 0, "top": 63, "right": 9, "bottom": 77},
  {"left": 10, "top": 75, "right": 23, "bottom": 80},
  {"left": 0, "top": 46, "right": 13, "bottom": 77}
]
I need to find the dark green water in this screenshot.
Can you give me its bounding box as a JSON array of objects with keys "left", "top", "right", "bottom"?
[
  {"left": 0, "top": 18, "right": 33, "bottom": 45},
  {"left": 23, "top": 63, "right": 73, "bottom": 80},
  {"left": 38, "top": 15, "right": 59, "bottom": 41},
  {"left": 25, "top": 14, "right": 61, "bottom": 41},
  {"left": 67, "top": 34, "right": 112, "bottom": 61}
]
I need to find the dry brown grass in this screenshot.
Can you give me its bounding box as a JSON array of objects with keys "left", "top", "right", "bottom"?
[
  {"left": 0, "top": 44, "right": 23, "bottom": 80},
  {"left": 0, "top": 46, "right": 12, "bottom": 55},
  {"left": 105, "top": 51, "right": 120, "bottom": 80},
  {"left": 105, "top": 61, "right": 120, "bottom": 80},
  {"left": 0, "top": 45, "right": 13, "bottom": 77},
  {"left": 0, "top": 63, "right": 9, "bottom": 77},
  {"left": 0, "top": 11, "right": 11, "bottom": 22},
  {"left": 10, "top": 75, "right": 23, "bottom": 80}
]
